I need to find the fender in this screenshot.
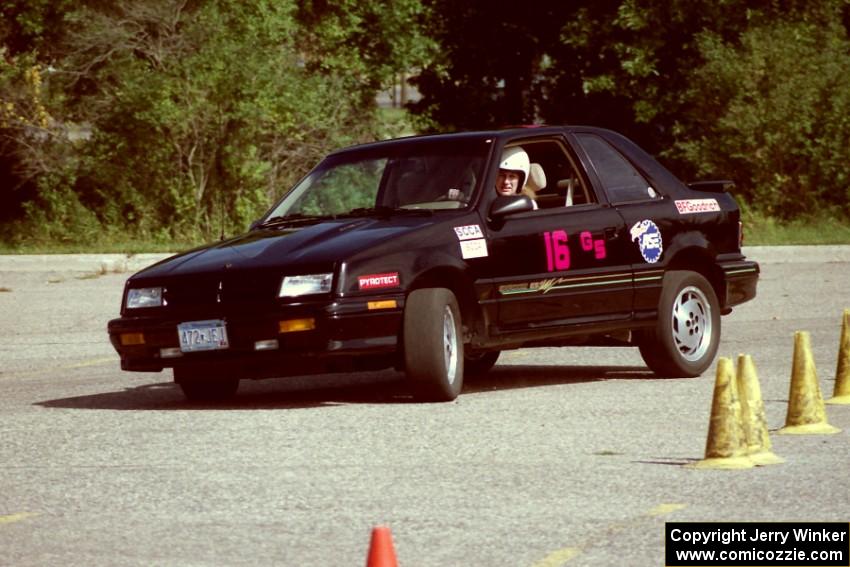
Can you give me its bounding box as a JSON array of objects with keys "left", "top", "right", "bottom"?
[
  {"left": 406, "top": 251, "right": 486, "bottom": 342},
  {"left": 663, "top": 230, "right": 726, "bottom": 304},
  {"left": 664, "top": 230, "right": 717, "bottom": 267}
]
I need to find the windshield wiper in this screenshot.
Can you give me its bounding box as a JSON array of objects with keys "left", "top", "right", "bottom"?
[
  {"left": 258, "top": 213, "right": 335, "bottom": 228},
  {"left": 342, "top": 206, "right": 434, "bottom": 218}
]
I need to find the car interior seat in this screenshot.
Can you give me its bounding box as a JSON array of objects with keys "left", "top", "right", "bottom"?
[
  {"left": 557, "top": 178, "right": 574, "bottom": 206},
  {"left": 521, "top": 163, "right": 547, "bottom": 200}
]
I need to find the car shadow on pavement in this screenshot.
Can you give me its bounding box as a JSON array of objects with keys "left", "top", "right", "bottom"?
[{"left": 36, "top": 364, "right": 662, "bottom": 411}]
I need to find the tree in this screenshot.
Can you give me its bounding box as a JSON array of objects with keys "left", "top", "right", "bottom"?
[
  {"left": 411, "top": 0, "right": 850, "bottom": 218},
  {"left": 1, "top": 0, "right": 434, "bottom": 244},
  {"left": 410, "top": 0, "right": 571, "bottom": 129},
  {"left": 413, "top": 1, "right": 849, "bottom": 150},
  {"left": 673, "top": 18, "right": 850, "bottom": 217}
]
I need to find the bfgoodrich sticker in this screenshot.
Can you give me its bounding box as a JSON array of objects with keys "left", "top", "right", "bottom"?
[{"left": 675, "top": 199, "right": 720, "bottom": 214}]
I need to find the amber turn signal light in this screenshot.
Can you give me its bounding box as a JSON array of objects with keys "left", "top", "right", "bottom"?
[
  {"left": 120, "top": 332, "right": 145, "bottom": 346},
  {"left": 279, "top": 318, "right": 316, "bottom": 333}
]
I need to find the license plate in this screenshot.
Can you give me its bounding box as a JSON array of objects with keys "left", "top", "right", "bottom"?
[{"left": 177, "top": 320, "right": 229, "bottom": 352}]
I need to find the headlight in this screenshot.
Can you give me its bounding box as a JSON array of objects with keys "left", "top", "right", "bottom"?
[
  {"left": 126, "top": 287, "right": 163, "bottom": 309},
  {"left": 279, "top": 273, "right": 333, "bottom": 297}
]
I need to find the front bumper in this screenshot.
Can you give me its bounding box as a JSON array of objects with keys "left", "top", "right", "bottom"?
[{"left": 107, "top": 294, "right": 405, "bottom": 376}]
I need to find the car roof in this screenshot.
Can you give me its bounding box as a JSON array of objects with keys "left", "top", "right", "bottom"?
[{"left": 327, "top": 125, "right": 616, "bottom": 155}]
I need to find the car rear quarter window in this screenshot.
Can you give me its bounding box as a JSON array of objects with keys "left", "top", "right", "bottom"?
[{"left": 576, "top": 134, "right": 659, "bottom": 204}]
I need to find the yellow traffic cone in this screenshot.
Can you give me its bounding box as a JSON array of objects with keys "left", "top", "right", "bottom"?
[
  {"left": 778, "top": 331, "right": 840, "bottom": 435},
  {"left": 827, "top": 309, "right": 850, "bottom": 405},
  {"left": 688, "top": 357, "right": 754, "bottom": 469},
  {"left": 736, "top": 354, "right": 783, "bottom": 465}
]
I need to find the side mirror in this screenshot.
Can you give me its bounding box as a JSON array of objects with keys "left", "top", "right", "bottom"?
[{"left": 489, "top": 195, "right": 534, "bottom": 220}]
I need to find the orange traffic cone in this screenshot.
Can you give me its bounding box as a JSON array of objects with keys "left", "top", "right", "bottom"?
[
  {"left": 366, "top": 526, "right": 398, "bottom": 567},
  {"left": 688, "top": 357, "right": 754, "bottom": 470},
  {"left": 827, "top": 309, "right": 850, "bottom": 405},
  {"left": 778, "top": 331, "right": 840, "bottom": 435}
]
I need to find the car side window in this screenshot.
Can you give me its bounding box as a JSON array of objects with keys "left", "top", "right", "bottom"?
[
  {"left": 518, "top": 139, "right": 596, "bottom": 210},
  {"left": 576, "top": 134, "right": 659, "bottom": 203}
]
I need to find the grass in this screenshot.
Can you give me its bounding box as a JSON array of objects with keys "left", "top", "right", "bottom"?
[
  {"left": 742, "top": 210, "right": 850, "bottom": 245},
  {"left": 0, "top": 238, "right": 201, "bottom": 255}
]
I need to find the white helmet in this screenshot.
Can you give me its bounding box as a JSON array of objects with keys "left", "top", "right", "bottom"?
[{"left": 498, "top": 146, "right": 530, "bottom": 188}]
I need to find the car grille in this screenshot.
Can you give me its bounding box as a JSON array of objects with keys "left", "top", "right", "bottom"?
[{"left": 163, "top": 274, "right": 278, "bottom": 313}]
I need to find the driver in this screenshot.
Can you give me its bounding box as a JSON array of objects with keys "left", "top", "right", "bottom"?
[
  {"left": 496, "top": 146, "right": 537, "bottom": 209},
  {"left": 445, "top": 146, "right": 536, "bottom": 207},
  {"left": 495, "top": 146, "right": 530, "bottom": 197}
]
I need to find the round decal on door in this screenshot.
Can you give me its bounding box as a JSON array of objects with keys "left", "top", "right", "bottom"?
[{"left": 630, "top": 219, "right": 663, "bottom": 263}]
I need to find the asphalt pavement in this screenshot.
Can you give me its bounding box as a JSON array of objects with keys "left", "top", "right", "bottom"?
[{"left": 1, "top": 246, "right": 849, "bottom": 566}]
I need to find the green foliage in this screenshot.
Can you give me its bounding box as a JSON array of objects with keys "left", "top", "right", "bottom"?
[
  {"left": 741, "top": 208, "right": 850, "bottom": 245},
  {"left": 0, "top": 0, "right": 74, "bottom": 57},
  {"left": 412, "top": 0, "right": 850, "bottom": 220},
  {"left": 296, "top": 160, "right": 385, "bottom": 215},
  {"left": 1, "top": 0, "right": 433, "bottom": 245},
  {"left": 2, "top": 0, "right": 850, "bottom": 250},
  {"left": 297, "top": 0, "right": 435, "bottom": 94},
  {"left": 674, "top": 19, "right": 850, "bottom": 217}
]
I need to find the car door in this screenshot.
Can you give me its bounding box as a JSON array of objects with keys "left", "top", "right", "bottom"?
[
  {"left": 479, "top": 136, "right": 633, "bottom": 334},
  {"left": 571, "top": 131, "right": 669, "bottom": 314}
]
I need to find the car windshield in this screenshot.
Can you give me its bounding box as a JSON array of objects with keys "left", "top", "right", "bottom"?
[{"left": 262, "top": 137, "right": 491, "bottom": 222}]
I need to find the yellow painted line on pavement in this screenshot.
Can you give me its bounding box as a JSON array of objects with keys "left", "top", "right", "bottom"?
[
  {"left": 66, "top": 357, "right": 116, "bottom": 369},
  {"left": 530, "top": 547, "right": 582, "bottom": 567},
  {"left": 529, "top": 503, "right": 687, "bottom": 566},
  {"left": 649, "top": 503, "right": 687, "bottom": 516},
  {"left": 0, "top": 512, "right": 38, "bottom": 525},
  {"left": 2, "top": 356, "right": 116, "bottom": 379}
]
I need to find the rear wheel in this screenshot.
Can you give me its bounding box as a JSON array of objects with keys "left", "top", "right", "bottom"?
[
  {"left": 403, "top": 288, "right": 464, "bottom": 401},
  {"left": 174, "top": 367, "right": 239, "bottom": 402},
  {"left": 638, "top": 270, "right": 720, "bottom": 377}
]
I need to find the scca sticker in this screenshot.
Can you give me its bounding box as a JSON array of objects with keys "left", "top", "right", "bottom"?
[
  {"left": 453, "top": 224, "right": 484, "bottom": 241},
  {"left": 460, "top": 238, "right": 488, "bottom": 259},
  {"left": 358, "top": 272, "right": 400, "bottom": 290},
  {"left": 630, "top": 219, "right": 663, "bottom": 263}
]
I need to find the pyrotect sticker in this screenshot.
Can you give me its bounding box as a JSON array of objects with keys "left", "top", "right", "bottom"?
[
  {"left": 454, "top": 224, "right": 484, "bottom": 241},
  {"left": 460, "top": 238, "right": 488, "bottom": 259},
  {"left": 675, "top": 199, "right": 720, "bottom": 214},
  {"left": 630, "top": 219, "right": 663, "bottom": 263},
  {"left": 358, "top": 272, "right": 400, "bottom": 290}
]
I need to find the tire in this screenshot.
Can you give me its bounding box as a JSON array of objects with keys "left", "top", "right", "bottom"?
[
  {"left": 403, "top": 288, "right": 464, "bottom": 401},
  {"left": 174, "top": 367, "right": 239, "bottom": 402},
  {"left": 464, "top": 351, "right": 500, "bottom": 376},
  {"left": 638, "top": 270, "right": 720, "bottom": 377}
]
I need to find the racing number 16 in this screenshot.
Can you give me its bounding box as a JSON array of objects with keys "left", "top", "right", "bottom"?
[{"left": 544, "top": 230, "right": 569, "bottom": 272}]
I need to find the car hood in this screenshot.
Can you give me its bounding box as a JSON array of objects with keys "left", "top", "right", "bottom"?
[{"left": 132, "top": 217, "right": 438, "bottom": 280}]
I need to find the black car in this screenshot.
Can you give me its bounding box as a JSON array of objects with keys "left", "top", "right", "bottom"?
[{"left": 108, "top": 126, "right": 759, "bottom": 402}]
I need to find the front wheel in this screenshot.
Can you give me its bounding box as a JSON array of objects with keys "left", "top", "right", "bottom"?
[
  {"left": 403, "top": 288, "right": 464, "bottom": 402},
  {"left": 638, "top": 270, "right": 720, "bottom": 377}
]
